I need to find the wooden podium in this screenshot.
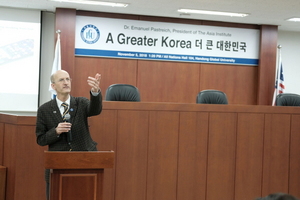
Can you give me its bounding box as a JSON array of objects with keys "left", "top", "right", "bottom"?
[{"left": 44, "top": 151, "right": 114, "bottom": 200}]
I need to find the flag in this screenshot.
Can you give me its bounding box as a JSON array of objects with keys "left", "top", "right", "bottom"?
[
  {"left": 49, "top": 32, "right": 61, "bottom": 99},
  {"left": 272, "top": 51, "right": 285, "bottom": 106}
]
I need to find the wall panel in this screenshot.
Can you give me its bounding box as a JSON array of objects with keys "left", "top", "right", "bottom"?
[
  {"left": 55, "top": 9, "right": 76, "bottom": 79},
  {"left": 3, "top": 124, "right": 17, "bottom": 200},
  {"left": 137, "top": 60, "right": 200, "bottom": 103},
  {"left": 0, "top": 123, "right": 3, "bottom": 165},
  {"left": 262, "top": 114, "right": 290, "bottom": 195},
  {"left": 147, "top": 111, "right": 179, "bottom": 200},
  {"left": 200, "top": 64, "right": 258, "bottom": 104},
  {"left": 0, "top": 166, "right": 5, "bottom": 200},
  {"left": 289, "top": 115, "right": 300, "bottom": 197},
  {"left": 74, "top": 57, "right": 138, "bottom": 99},
  {"left": 177, "top": 112, "right": 209, "bottom": 200},
  {"left": 257, "top": 25, "right": 278, "bottom": 105},
  {"left": 235, "top": 113, "right": 264, "bottom": 200},
  {"left": 206, "top": 112, "right": 237, "bottom": 200},
  {"left": 14, "top": 125, "right": 45, "bottom": 200},
  {"left": 115, "top": 110, "right": 149, "bottom": 200}
]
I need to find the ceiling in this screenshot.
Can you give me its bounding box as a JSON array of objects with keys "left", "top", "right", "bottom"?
[{"left": 1, "top": 0, "right": 300, "bottom": 32}]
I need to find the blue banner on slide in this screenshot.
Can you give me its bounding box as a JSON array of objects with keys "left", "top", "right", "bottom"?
[{"left": 75, "top": 48, "right": 258, "bottom": 66}]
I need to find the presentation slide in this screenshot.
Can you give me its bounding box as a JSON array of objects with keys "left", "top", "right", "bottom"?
[{"left": 0, "top": 8, "right": 41, "bottom": 112}]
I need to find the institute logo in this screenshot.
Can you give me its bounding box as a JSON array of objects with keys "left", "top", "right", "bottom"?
[{"left": 80, "top": 24, "right": 100, "bottom": 44}]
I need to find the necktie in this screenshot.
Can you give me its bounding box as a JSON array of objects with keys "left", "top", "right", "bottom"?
[{"left": 61, "top": 102, "right": 69, "bottom": 121}]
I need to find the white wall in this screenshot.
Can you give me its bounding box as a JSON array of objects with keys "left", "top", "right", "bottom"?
[{"left": 278, "top": 30, "right": 300, "bottom": 95}]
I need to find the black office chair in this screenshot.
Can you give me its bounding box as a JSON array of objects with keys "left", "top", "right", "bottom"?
[
  {"left": 275, "top": 93, "right": 300, "bottom": 106},
  {"left": 105, "top": 84, "right": 141, "bottom": 101},
  {"left": 196, "top": 89, "right": 228, "bottom": 104}
]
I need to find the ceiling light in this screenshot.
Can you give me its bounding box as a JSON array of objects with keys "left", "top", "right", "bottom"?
[
  {"left": 287, "top": 18, "right": 300, "bottom": 22},
  {"left": 178, "top": 9, "right": 248, "bottom": 17},
  {"left": 48, "top": 0, "right": 128, "bottom": 7}
]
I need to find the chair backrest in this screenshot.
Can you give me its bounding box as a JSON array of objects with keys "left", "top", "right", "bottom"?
[
  {"left": 196, "top": 89, "right": 228, "bottom": 104},
  {"left": 275, "top": 93, "right": 300, "bottom": 106},
  {"left": 105, "top": 84, "right": 141, "bottom": 101}
]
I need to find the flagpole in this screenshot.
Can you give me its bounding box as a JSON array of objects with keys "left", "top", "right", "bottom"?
[
  {"left": 272, "top": 45, "right": 282, "bottom": 106},
  {"left": 49, "top": 30, "right": 62, "bottom": 99},
  {"left": 277, "top": 45, "right": 282, "bottom": 85}
]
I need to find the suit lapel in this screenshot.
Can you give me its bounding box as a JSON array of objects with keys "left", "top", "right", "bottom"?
[{"left": 50, "top": 99, "right": 63, "bottom": 122}]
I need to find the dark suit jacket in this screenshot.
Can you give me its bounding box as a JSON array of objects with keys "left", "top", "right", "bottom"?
[{"left": 36, "top": 92, "right": 102, "bottom": 182}]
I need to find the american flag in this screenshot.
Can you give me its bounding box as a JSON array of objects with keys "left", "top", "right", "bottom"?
[{"left": 272, "top": 54, "right": 285, "bottom": 106}]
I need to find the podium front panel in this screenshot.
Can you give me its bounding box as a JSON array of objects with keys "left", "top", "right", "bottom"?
[{"left": 50, "top": 169, "right": 104, "bottom": 200}]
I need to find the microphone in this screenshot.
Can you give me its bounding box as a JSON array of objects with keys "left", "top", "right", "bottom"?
[{"left": 64, "top": 113, "right": 72, "bottom": 144}]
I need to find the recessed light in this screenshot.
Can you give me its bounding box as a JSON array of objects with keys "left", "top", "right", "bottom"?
[
  {"left": 287, "top": 18, "right": 300, "bottom": 22},
  {"left": 178, "top": 9, "right": 248, "bottom": 17},
  {"left": 48, "top": 0, "right": 129, "bottom": 7}
]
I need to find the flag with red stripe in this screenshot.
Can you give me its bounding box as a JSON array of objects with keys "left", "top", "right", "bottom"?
[{"left": 272, "top": 51, "right": 285, "bottom": 106}]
